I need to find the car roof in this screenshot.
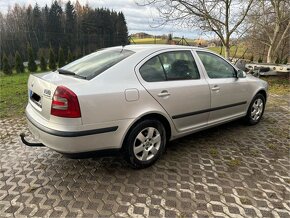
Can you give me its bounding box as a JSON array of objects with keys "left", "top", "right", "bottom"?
[{"left": 108, "top": 44, "right": 201, "bottom": 53}]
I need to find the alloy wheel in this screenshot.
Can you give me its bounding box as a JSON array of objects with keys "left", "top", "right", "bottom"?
[
  {"left": 251, "top": 98, "right": 264, "bottom": 121},
  {"left": 133, "top": 127, "right": 161, "bottom": 161}
]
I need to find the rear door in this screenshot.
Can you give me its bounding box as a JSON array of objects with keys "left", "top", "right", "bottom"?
[
  {"left": 136, "top": 49, "right": 211, "bottom": 132},
  {"left": 196, "top": 51, "right": 250, "bottom": 124}
]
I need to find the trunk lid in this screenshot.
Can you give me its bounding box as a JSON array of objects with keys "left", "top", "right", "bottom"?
[{"left": 27, "top": 72, "right": 85, "bottom": 120}]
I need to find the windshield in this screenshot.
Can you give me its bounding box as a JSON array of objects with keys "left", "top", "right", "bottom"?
[{"left": 60, "top": 49, "right": 135, "bottom": 80}]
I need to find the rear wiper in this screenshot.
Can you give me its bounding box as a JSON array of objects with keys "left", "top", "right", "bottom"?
[{"left": 57, "top": 69, "right": 87, "bottom": 79}]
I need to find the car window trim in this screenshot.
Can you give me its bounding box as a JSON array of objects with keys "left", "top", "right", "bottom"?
[{"left": 157, "top": 56, "right": 168, "bottom": 81}]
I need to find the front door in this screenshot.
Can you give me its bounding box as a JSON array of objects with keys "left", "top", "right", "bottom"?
[{"left": 196, "top": 51, "right": 249, "bottom": 124}]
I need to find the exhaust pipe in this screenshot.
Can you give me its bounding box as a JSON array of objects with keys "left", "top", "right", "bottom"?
[{"left": 20, "top": 133, "right": 45, "bottom": 147}]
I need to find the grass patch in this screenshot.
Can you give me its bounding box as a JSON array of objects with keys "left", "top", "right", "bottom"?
[
  {"left": 226, "top": 159, "right": 241, "bottom": 168},
  {"left": 131, "top": 37, "right": 168, "bottom": 44},
  {"left": 267, "top": 143, "right": 277, "bottom": 150},
  {"left": 0, "top": 72, "right": 30, "bottom": 118},
  {"left": 0, "top": 66, "right": 47, "bottom": 118},
  {"left": 208, "top": 45, "right": 249, "bottom": 59},
  {"left": 240, "top": 198, "right": 251, "bottom": 205},
  {"left": 269, "top": 127, "right": 288, "bottom": 138},
  {"left": 261, "top": 76, "right": 290, "bottom": 95},
  {"left": 209, "top": 148, "right": 218, "bottom": 157}
]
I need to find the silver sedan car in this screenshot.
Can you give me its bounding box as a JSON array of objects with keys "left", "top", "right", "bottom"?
[{"left": 23, "top": 45, "right": 268, "bottom": 168}]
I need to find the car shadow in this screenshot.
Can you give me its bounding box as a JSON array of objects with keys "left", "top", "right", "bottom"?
[{"left": 63, "top": 148, "right": 120, "bottom": 159}]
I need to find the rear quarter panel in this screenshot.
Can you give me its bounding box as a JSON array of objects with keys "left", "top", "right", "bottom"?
[{"left": 67, "top": 55, "right": 175, "bottom": 132}]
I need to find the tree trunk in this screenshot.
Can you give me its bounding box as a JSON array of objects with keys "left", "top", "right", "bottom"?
[
  {"left": 224, "top": 45, "right": 230, "bottom": 60},
  {"left": 267, "top": 45, "right": 273, "bottom": 63}
]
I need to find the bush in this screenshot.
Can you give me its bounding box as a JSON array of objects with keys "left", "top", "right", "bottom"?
[
  {"left": 15, "top": 51, "right": 25, "bottom": 73},
  {"left": 58, "top": 47, "right": 65, "bottom": 68},
  {"left": 40, "top": 53, "right": 47, "bottom": 71},
  {"left": 258, "top": 57, "right": 263, "bottom": 63},
  {"left": 67, "top": 49, "right": 74, "bottom": 63},
  {"left": 275, "top": 57, "right": 280, "bottom": 64},
  {"left": 27, "top": 45, "right": 37, "bottom": 72},
  {"left": 2, "top": 53, "right": 12, "bottom": 75},
  {"left": 283, "top": 57, "right": 288, "bottom": 64},
  {"left": 49, "top": 47, "right": 56, "bottom": 70}
]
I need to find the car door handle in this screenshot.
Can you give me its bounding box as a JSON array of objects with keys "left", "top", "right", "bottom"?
[
  {"left": 157, "top": 90, "right": 170, "bottom": 97},
  {"left": 211, "top": 85, "right": 220, "bottom": 91}
]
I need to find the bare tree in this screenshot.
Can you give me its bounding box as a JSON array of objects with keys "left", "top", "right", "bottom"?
[
  {"left": 247, "top": 0, "right": 290, "bottom": 63},
  {"left": 138, "top": 0, "right": 254, "bottom": 59}
]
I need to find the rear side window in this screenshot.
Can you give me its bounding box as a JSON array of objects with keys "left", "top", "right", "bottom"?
[
  {"left": 139, "top": 56, "right": 166, "bottom": 82},
  {"left": 197, "top": 51, "right": 236, "bottom": 78},
  {"left": 139, "top": 50, "right": 200, "bottom": 82},
  {"left": 61, "top": 49, "right": 135, "bottom": 80}
]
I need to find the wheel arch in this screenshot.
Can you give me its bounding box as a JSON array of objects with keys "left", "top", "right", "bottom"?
[
  {"left": 256, "top": 89, "right": 267, "bottom": 101},
  {"left": 121, "top": 112, "right": 172, "bottom": 150},
  {"left": 247, "top": 88, "right": 267, "bottom": 111}
]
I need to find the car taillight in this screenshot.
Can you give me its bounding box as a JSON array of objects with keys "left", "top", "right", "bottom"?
[{"left": 51, "top": 86, "right": 81, "bottom": 118}]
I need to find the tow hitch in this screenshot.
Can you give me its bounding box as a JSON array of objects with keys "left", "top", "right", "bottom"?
[{"left": 20, "top": 133, "right": 45, "bottom": 147}]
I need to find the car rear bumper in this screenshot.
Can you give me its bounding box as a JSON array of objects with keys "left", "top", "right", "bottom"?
[
  {"left": 25, "top": 104, "right": 133, "bottom": 153},
  {"left": 27, "top": 112, "right": 118, "bottom": 137}
]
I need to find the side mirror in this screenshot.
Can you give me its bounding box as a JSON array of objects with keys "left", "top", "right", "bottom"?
[{"left": 237, "top": 69, "right": 246, "bottom": 78}]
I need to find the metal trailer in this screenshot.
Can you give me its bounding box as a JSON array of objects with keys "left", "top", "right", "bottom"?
[{"left": 245, "top": 63, "right": 290, "bottom": 76}]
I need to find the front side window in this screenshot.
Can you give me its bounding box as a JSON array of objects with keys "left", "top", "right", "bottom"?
[
  {"left": 139, "top": 50, "right": 200, "bottom": 82},
  {"left": 60, "top": 49, "right": 135, "bottom": 80},
  {"left": 197, "top": 51, "right": 236, "bottom": 79}
]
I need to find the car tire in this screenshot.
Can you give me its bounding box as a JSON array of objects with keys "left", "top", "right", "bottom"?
[
  {"left": 245, "top": 93, "right": 266, "bottom": 125},
  {"left": 123, "top": 119, "right": 166, "bottom": 169}
]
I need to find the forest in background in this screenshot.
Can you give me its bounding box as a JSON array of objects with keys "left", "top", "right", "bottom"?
[{"left": 0, "top": 0, "right": 129, "bottom": 65}]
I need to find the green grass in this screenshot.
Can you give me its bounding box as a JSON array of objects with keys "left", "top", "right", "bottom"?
[
  {"left": 208, "top": 45, "right": 249, "bottom": 59},
  {"left": 209, "top": 148, "right": 218, "bottom": 157},
  {"left": 226, "top": 158, "right": 241, "bottom": 168},
  {"left": 240, "top": 198, "right": 252, "bottom": 205},
  {"left": 0, "top": 66, "right": 50, "bottom": 118},
  {"left": 0, "top": 72, "right": 30, "bottom": 118},
  {"left": 261, "top": 76, "right": 289, "bottom": 95},
  {"left": 267, "top": 143, "right": 277, "bottom": 150},
  {"left": 131, "top": 37, "right": 167, "bottom": 44}
]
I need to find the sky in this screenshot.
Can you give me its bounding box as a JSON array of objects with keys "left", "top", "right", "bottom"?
[{"left": 0, "top": 0, "right": 205, "bottom": 39}]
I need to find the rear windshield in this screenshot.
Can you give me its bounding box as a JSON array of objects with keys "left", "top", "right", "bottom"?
[{"left": 60, "top": 49, "right": 135, "bottom": 80}]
